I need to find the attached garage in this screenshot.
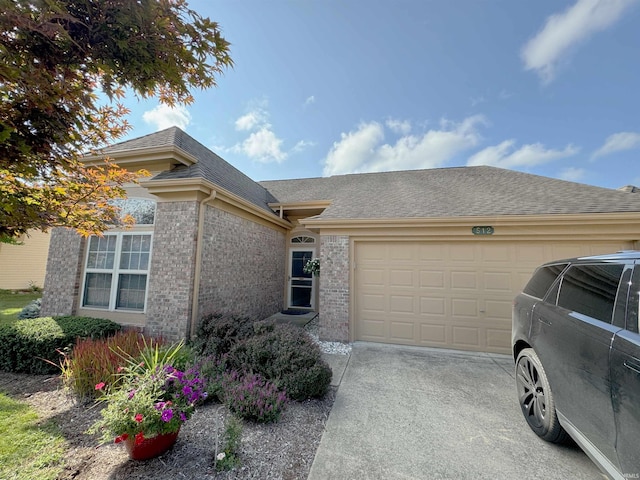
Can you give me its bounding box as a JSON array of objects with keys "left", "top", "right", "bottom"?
[{"left": 354, "top": 239, "right": 635, "bottom": 354}]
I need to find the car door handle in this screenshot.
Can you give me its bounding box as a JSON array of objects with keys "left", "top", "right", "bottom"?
[
  {"left": 537, "top": 317, "right": 552, "bottom": 326},
  {"left": 623, "top": 360, "right": 640, "bottom": 375}
]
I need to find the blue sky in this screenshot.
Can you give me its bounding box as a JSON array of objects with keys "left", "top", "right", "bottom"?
[{"left": 120, "top": 0, "right": 640, "bottom": 190}]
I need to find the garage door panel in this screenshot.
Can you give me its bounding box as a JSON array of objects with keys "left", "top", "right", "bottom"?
[
  {"left": 420, "top": 297, "right": 445, "bottom": 315},
  {"left": 389, "top": 269, "right": 414, "bottom": 287},
  {"left": 451, "top": 271, "right": 477, "bottom": 289},
  {"left": 485, "top": 299, "right": 513, "bottom": 319},
  {"left": 451, "top": 298, "right": 478, "bottom": 317},
  {"left": 481, "top": 244, "right": 513, "bottom": 262},
  {"left": 355, "top": 240, "right": 634, "bottom": 353},
  {"left": 420, "top": 270, "right": 445, "bottom": 288},
  {"left": 390, "top": 295, "right": 414, "bottom": 314},
  {"left": 420, "top": 324, "right": 447, "bottom": 343},
  {"left": 361, "top": 293, "right": 385, "bottom": 313},
  {"left": 487, "top": 328, "right": 511, "bottom": 349},
  {"left": 360, "top": 268, "right": 385, "bottom": 287},
  {"left": 484, "top": 271, "right": 512, "bottom": 291},
  {"left": 359, "top": 319, "right": 386, "bottom": 340},
  {"left": 418, "top": 244, "right": 445, "bottom": 261},
  {"left": 390, "top": 321, "right": 415, "bottom": 341},
  {"left": 452, "top": 326, "right": 480, "bottom": 347}
]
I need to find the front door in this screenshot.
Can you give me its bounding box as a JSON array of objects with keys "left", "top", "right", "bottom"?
[{"left": 288, "top": 249, "right": 314, "bottom": 309}]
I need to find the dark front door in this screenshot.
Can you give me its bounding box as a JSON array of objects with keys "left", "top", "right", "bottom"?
[{"left": 288, "top": 249, "right": 314, "bottom": 309}]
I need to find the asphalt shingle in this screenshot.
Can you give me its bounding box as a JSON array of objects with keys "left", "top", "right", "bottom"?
[{"left": 102, "top": 128, "right": 640, "bottom": 220}]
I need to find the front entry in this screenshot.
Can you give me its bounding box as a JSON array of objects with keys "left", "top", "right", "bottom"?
[{"left": 288, "top": 248, "right": 314, "bottom": 309}]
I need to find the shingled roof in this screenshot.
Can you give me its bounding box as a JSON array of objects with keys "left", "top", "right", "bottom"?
[
  {"left": 102, "top": 127, "right": 278, "bottom": 214},
  {"left": 103, "top": 128, "right": 640, "bottom": 221}
]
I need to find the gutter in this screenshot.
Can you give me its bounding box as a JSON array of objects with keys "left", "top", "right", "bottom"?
[{"left": 190, "top": 188, "right": 217, "bottom": 339}]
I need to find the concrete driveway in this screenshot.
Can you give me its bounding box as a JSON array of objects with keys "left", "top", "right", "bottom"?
[{"left": 309, "top": 343, "right": 605, "bottom": 480}]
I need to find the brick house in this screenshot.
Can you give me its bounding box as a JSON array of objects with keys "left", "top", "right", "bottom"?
[{"left": 41, "top": 127, "right": 640, "bottom": 354}]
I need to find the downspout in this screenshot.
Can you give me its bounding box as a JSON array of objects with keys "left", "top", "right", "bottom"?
[{"left": 190, "top": 189, "right": 217, "bottom": 339}]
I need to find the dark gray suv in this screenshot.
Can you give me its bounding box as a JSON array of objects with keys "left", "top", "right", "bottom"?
[{"left": 512, "top": 251, "right": 640, "bottom": 480}]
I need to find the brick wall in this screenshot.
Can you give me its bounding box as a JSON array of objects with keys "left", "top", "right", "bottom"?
[
  {"left": 145, "top": 201, "right": 199, "bottom": 340},
  {"left": 41, "top": 228, "right": 84, "bottom": 316},
  {"left": 198, "top": 206, "right": 286, "bottom": 323},
  {"left": 319, "top": 235, "right": 350, "bottom": 342}
]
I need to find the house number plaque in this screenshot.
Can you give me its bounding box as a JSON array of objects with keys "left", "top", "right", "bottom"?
[{"left": 472, "top": 226, "right": 494, "bottom": 235}]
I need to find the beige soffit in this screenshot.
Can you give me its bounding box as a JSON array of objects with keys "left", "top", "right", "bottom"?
[
  {"left": 82, "top": 145, "right": 198, "bottom": 170},
  {"left": 301, "top": 212, "right": 640, "bottom": 241},
  {"left": 141, "top": 177, "right": 292, "bottom": 230},
  {"left": 268, "top": 200, "right": 332, "bottom": 219}
]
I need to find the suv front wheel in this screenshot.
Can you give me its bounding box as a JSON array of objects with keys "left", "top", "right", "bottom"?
[{"left": 515, "top": 348, "right": 568, "bottom": 443}]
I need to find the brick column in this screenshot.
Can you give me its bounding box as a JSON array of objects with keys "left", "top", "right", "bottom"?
[
  {"left": 145, "top": 201, "right": 199, "bottom": 340},
  {"left": 41, "top": 228, "right": 84, "bottom": 316},
  {"left": 319, "top": 235, "right": 349, "bottom": 342}
]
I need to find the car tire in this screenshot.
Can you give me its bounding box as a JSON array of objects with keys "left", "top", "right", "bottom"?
[{"left": 515, "top": 348, "right": 568, "bottom": 443}]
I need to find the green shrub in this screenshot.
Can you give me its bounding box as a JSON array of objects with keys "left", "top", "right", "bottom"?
[
  {"left": 61, "top": 331, "right": 162, "bottom": 400},
  {"left": 0, "top": 316, "right": 121, "bottom": 374},
  {"left": 198, "top": 354, "right": 230, "bottom": 403},
  {"left": 221, "top": 370, "right": 287, "bottom": 423},
  {"left": 17, "top": 298, "right": 41, "bottom": 319},
  {"left": 191, "top": 313, "right": 258, "bottom": 358},
  {"left": 228, "top": 324, "right": 332, "bottom": 401}
]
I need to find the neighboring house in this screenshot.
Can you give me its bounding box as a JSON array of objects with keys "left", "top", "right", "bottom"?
[
  {"left": 41, "top": 127, "right": 640, "bottom": 354},
  {"left": 0, "top": 230, "right": 50, "bottom": 290}
]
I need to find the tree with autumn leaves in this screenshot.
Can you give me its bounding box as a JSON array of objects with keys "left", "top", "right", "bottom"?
[{"left": 0, "top": 0, "right": 232, "bottom": 242}]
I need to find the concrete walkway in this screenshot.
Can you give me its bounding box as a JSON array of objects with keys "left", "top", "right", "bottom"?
[{"left": 309, "top": 343, "right": 604, "bottom": 480}]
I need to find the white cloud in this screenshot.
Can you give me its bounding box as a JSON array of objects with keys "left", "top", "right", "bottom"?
[
  {"left": 385, "top": 118, "right": 412, "bottom": 135},
  {"left": 304, "top": 95, "right": 316, "bottom": 106},
  {"left": 559, "top": 167, "right": 587, "bottom": 182},
  {"left": 292, "top": 140, "right": 315, "bottom": 153},
  {"left": 235, "top": 127, "right": 287, "bottom": 163},
  {"left": 592, "top": 131, "right": 640, "bottom": 159},
  {"left": 142, "top": 104, "right": 191, "bottom": 130},
  {"left": 521, "top": 0, "right": 636, "bottom": 84},
  {"left": 235, "top": 109, "right": 268, "bottom": 131},
  {"left": 323, "top": 115, "right": 487, "bottom": 176},
  {"left": 467, "top": 140, "right": 579, "bottom": 168}
]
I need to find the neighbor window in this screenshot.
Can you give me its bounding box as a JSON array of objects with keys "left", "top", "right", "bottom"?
[{"left": 82, "top": 233, "right": 152, "bottom": 311}]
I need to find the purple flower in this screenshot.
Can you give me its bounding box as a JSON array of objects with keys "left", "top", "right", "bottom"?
[
  {"left": 154, "top": 401, "right": 166, "bottom": 411},
  {"left": 161, "top": 408, "right": 174, "bottom": 422},
  {"left": 128, "top": 389, "right": 136, "bottom": 400},
  {"left": 179, "top": 411, "right": 187, "bottom": 422}
]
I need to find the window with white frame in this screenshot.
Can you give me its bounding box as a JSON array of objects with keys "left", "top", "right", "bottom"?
[{"left": 82, "top": 233, "right": 152, "bottom": 311}]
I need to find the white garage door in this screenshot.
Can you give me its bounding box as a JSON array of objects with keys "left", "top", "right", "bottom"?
[{"left": 355, "top": 241, "right": 634, "bottom": 354}]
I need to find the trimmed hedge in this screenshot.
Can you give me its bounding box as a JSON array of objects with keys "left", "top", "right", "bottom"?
[
  {"left": 0, "top": 316, "right": 121, "bottom": 374},
  {"left": 228, "top": 323, "right": 332, "bottom": 401},
  {"left": 192, "top": 313, "right": 257, "bottom": 358}
]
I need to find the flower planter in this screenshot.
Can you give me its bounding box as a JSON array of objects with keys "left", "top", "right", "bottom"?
[{"left": 124, "top": 429, "right": 180, "bottom": 460}]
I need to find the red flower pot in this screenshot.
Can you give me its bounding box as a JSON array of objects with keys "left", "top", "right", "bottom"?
[{"left": 124, "top": 429, "right": 180, "bottom": 460}]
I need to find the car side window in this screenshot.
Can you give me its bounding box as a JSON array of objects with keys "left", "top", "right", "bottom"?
[
  {"left": 625, "top": 266, "right": 640, "bottom": 333},
  {"left": 523, "top": 263, "right": 568, "bottom": 299},
  {"left": 557, "top": 263, "right": 625, "bottom": 324}
]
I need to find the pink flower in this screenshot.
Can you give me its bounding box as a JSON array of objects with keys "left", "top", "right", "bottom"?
[
  {"left": 135, "top": 432, "right": 145, "bottom": 446},
  {"left": 117, "top": 366, "right": 124, "bottom": 373},
  {"left": 114, "top": 433, "right": 129, "bottom": 444},
  {"left": 134, "top": 413, "right": 143, "bottom": 423},
  {"left": 95, "top": 382, "right": 105, "bottom": 390}
]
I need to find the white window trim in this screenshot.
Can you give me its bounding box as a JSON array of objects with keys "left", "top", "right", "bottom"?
[{"left": 80, "top": 232, "right": 153, "bottom": 313}]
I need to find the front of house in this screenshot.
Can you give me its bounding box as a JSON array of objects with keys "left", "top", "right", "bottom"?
[{"left": 41, "top": 127, "right": 640, "bottom": 354}]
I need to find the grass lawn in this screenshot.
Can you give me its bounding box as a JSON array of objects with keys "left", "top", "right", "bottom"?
[
  {"left": 0, "top": 290, "right": 40, "bottom": 327},
  {"left": 0, "top": 291, "right": 66, "bottom": 479},
  {"left": 0, "top": 393, "right": 66, "bottom": 480}
]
